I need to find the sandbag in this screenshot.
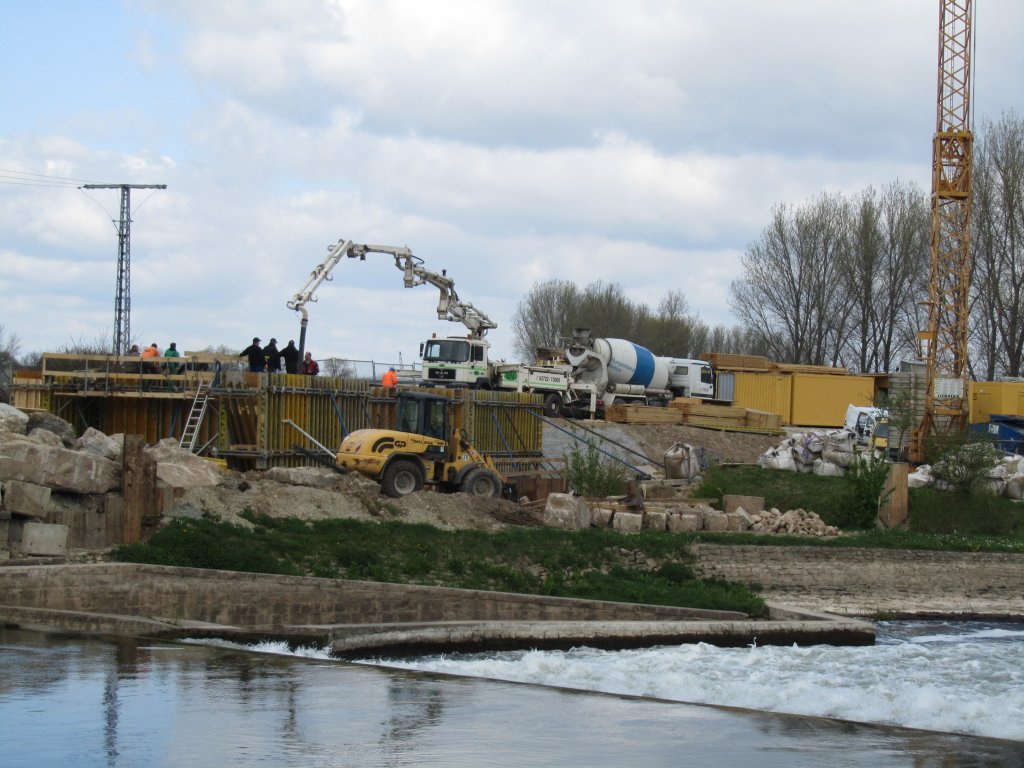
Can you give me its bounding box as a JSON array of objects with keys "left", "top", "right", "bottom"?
[
  {"left": 813, "top": 459, "right": 845, "bottom": 477},
  {"left": 1004, "top": 473, "right": 1024, "bottom": 500}
]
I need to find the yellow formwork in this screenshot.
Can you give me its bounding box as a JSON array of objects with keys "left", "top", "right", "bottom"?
[
  {"left": 14, "top": 356, "right": 546, "bottom": 469},
  {"left": 969, "top": 380, "right": 1024, "bottom": 424}
]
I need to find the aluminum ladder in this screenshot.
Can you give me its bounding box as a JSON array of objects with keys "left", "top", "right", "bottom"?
[{"left": 179, "top": 379, "right": 212, "bottom": 452}]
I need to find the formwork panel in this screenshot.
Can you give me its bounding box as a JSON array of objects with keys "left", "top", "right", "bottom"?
[
  {"left": 790, "top": 374, "right": 875, "bottom": 427},
  {"left": 730, "top": 372, "right": 792, "bottom": 424}
]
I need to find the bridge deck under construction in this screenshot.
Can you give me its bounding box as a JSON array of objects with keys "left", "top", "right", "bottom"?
[{"left": 11, "top": 355, "right": 557, "bottom": 494}]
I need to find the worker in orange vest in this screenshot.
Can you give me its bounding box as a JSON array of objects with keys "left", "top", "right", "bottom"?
[{"left": 382, "top": 367, "right": 398, "bottom": 389}]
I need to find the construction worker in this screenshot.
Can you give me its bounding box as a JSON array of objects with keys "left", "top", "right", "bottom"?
[
  {"left": 163, "top": 342, "right": 181, "bottom": 375},
  {"left": 382, "top": 367, "right": 398, "bottom": 389},
  {"left": 301, "top": 351, "right": 319, "bottom": 376},
  {"left": 141, "top": 342, "right": 160, "bottom": 373},
  {"left": 239, "top": 337, "right": 265, "bottom": 372}
]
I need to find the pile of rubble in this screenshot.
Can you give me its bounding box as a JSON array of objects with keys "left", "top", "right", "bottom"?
[{"left": 540, "top": 492, "right": 840, "bottom": 537}]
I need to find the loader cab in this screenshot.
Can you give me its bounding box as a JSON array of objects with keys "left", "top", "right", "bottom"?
[{"left": 395, "top": 391, "right": 449, "bottom": 443}]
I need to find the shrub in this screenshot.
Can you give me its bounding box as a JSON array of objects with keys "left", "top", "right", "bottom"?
[
  {"left": 832, "top": 454, "right": 892, "bottom": 529},
  {"left": 930, "top": 440, "right": 1001, "bottom": 494},
  {"left": 566, "top": 438, "right": 627, "bottom": 497}
]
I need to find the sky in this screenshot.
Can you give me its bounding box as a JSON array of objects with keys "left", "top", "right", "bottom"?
[{"left": 2, "top": 1, "right": 1023, "bottom": 368}]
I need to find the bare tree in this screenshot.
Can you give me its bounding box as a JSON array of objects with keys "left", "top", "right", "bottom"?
[
  {"left": 0, "top": 324, "right": 21, "bottom": 403},
  {"left": 729, "top": 195, "right": 852, "bottom": 365},
  {"left": 970, "top": 111, "right": 1024, "bottom": 378},
  {"left": 839, "top": 183, "right": 929, "bottom": 372},
  {"left": 511, "top": 279, "right": 582, "bottom": 360}
]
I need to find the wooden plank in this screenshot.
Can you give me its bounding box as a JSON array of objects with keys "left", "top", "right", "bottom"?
[{"left": 121, "top": 435, "right": 155, "bottom": 545}]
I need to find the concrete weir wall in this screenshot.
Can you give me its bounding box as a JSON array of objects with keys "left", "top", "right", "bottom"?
[
  {"left": 0, "top": 562, "right": 873, "bottom": 655},
  {"left": 692, "top": 543, "right": 1024, "bottom": 618}
]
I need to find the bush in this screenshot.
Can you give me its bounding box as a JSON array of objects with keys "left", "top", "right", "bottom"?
[
  {"left": 566, "top": 438, "right": 627, "bottom": 497},
  {"left": 832, "top": 455, "right": 891, "bottom": 529},
  {"left": 930, "top": 440, "right": 1001, "bottom": 494}
]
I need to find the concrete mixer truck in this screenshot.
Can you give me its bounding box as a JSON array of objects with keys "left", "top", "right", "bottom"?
[{"left": 560, "top": 329, "right": 714, "bottom": 417}]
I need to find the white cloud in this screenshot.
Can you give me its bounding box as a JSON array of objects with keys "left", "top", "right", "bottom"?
[{"left": 3, "top": 0, "right": 1023, "bottom": 363}]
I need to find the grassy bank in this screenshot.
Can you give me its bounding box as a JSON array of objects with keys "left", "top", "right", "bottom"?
[
  {"left": 113, "top": 513, "right": 768, "bottom": 617},
  {"left": 694, "top": 464, "right": 1024, "bottom": 550}
]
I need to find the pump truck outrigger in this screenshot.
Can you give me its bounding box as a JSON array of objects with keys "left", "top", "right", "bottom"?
[{"left": 335, "top": 389, "right": 506, "bottom": 499}]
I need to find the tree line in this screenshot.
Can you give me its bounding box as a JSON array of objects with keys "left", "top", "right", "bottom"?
[{"left": 512, "top": 111, "right": 1023, "bottom": 376}]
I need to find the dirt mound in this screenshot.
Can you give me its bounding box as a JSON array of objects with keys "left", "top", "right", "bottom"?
[{"left": 172, "top": 421, "right": 774, "bottom": 533}]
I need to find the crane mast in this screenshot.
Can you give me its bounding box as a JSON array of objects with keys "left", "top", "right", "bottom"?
[{"left": 912, "top": 0, "right": 974, "bottom": 463}]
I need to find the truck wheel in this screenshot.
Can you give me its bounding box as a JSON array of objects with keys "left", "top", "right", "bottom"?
[
  {"left": 460, "top": 467, "right": 502, "bottom": 497},
  {"left": 381, "top": 459, "right": 424, "bottom": 498},
  {"left": 542, "top": 393, "right": 562, "bottom": 418}
]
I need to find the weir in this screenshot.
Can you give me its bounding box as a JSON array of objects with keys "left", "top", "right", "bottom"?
[{"left": 0, "top": 563, "right": 876, "bottom": 656}]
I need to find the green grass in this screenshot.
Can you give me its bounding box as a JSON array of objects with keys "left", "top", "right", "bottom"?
[
  {"left": 692, "top": 463, "right": 1024, "bottom": 546},
  {"left": 113, "top": 514, "right": 767, "bottom": 617}
]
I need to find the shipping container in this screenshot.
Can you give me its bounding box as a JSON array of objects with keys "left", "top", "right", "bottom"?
[
  {"left": 790, "top": 374, "right": 875, "bottom": 427},
  {"left": 730, "top": 372, "right": 792, "bottom": 424},
  {"left": 969, "top": 380, "right": 1024, "bottom": 424}
]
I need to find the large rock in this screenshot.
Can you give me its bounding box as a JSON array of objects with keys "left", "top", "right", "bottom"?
[
  {"left": 76, "top": 428, "right": 121, "bottom": 461},
  {"left": 0, "top": 435, "right": 120, "bottom": 494},
  {"left": 541, "top": 493, "right": 593, "bottom": 530},
  {"left": 146, "top": 439, "right": 223, "bottom": 490},
  {"left": 612, "top": 510, "right": 643, "bottom": 533},
  {"left": 0, "top": 404, "right": 28, "bottom": 435},
  {"left": 26, "top": 412, "right": 76, "bottom": 446}
]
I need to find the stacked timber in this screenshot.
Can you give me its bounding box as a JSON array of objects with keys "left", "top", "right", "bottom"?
[
  {"left": 605, "top": 404, "right": 683, "bottom": 424},
  {"left": 606, "top": 399, "right": 783, "bottom": 433}
]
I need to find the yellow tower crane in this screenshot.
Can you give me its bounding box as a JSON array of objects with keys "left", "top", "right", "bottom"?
[{"left": 911, "top": 0, "right": 975, "bottom": 463}]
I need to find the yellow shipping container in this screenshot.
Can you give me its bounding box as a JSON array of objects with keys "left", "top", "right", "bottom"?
[
  {"left": 969, "top": 381, "right": 1024, "bottom": 424},
  {"left": 790, "top": 373, "right": 875, "bottom": 427},
  {"left": 730, "top": 372, "right": 792, "bottom": 424}
]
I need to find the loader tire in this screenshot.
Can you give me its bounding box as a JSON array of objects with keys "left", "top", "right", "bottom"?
[
  {"left": 381, "top": 459, "right": 424, "bottom": 498},
  {"left": 459, "top": 467, "right": 502, "bottom": 497}
]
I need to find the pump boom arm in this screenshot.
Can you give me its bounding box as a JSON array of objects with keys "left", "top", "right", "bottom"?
[{"left": 287, "top": 238, "right": 496, "bottom": 355}]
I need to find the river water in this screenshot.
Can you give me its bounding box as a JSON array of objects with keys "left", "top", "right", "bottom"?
[{"left": 2, "top": 622, "right": 1022, "bottom": 767}]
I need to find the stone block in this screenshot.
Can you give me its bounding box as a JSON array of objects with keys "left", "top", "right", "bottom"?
[
  {"left": 667, "top": 511, "right": 702, "bottom": 533},
  {"left": 20, "top": 521, "right": 69, "bottom": 556},
  {"left": 644, "top": 510, "right": 668, "bottom": 531},
  {"left": 703, "top": 511, "right": 729, "bottom": 532},
  {"left": 725, "top": 511, "right": 749, "bottom": 532},
  {"left": 541, "top": 493, "right": 593, "bottom": 530},
  {"left": 723, "top": 494, "right": 764, "bottom": 514},
  {"left": 3, "top": 480, "right": 51, "bottom": 518},
  {"left": 590, "top": 506, "right": 614, "bottom": 528},
  {"left": 612, "top": 511, "right": 643, "bottom": 533},
  {"left": 0, "top": 436, "right": 120, "bottom": 494}
]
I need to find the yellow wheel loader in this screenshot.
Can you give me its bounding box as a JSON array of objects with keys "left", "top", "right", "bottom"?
[{"left": 336, "top": 390, "right": 505, "bottom": 499}]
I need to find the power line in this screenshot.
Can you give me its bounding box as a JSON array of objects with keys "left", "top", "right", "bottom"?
[
  {"left": 0, "top": 168, "right": 100, "bottom": 187},
  {"left": 81, "top": 183, "right": 168, "bottom": 357}
]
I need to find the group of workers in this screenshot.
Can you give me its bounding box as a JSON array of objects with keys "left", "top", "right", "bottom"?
[
  {"left": 239, "top": 337, "right": 318, "bottom": 375},
  {"left": 126, "top": 342, "right": 181, "bottom": 374}
]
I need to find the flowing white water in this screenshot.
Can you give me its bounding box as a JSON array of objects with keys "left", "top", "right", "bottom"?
[{"left": 226, "top": 620, "right": 1024, "bottom": 741}]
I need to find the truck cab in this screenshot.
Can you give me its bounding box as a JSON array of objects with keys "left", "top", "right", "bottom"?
[{"left": 420, "top": 335, "right": 492, "bottom": 387}]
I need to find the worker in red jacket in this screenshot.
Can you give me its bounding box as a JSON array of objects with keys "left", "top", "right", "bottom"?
[{"left": 382, "top": 367, "right": 398, "bottom": 389}]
